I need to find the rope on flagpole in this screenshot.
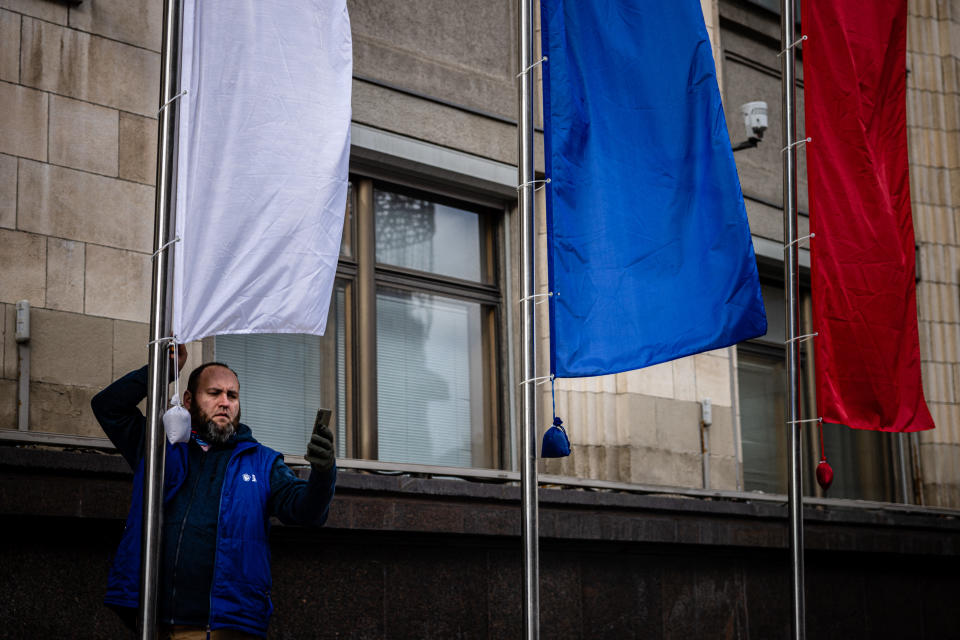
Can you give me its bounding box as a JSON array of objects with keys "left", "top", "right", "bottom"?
[
  {"left": 518, "top": 291, "right": 554, "bottom": 305},
  {"left": 784, "top": 233, "right": 815, "bottom": 250},
  {"left": 158, "top": 89, "right": 187, "bottom": 116},
  {"left": 517, "top": 56, "right": 547, "bottom": 78},
  {"left": 785, "top": 332, "right": 818, "bottom": 344},
  {"left": 152, "top": 235, "right": 182, "bottom": 260},
  {"left": 782, "top": 137, "right": 811, "bottom": 153},
  {"left": 519, "top": 374, "right": 553, "bottom": 387},
  {"left": 517, "top": 178, "right": 551, "bottom": 192},
  {"left": 777, "top": 35, "right": 807, "bottom": 57},
  {"left": 787, "top": 417, "right": 822, "bottom": 425}
]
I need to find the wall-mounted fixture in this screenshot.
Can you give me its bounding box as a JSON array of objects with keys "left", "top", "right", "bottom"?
[{"left": 732, "top": 101, "right": 768, "bottom": 152}]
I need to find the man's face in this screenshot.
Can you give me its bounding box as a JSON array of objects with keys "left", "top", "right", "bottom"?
[{"left": 184, "top": 366, "right": 240, "bottom": 439}]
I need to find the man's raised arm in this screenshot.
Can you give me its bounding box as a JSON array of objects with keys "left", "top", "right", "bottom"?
[
  {"left": 268, "top": 421, "right": 337, "bottom": 527},
  {"left": 90, "top": 345, "right": 187, "bottom": 469}
]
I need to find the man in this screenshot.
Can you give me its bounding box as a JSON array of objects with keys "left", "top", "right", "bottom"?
[{"left": 91, "top": 345, "right": 336, "bottom": 639}]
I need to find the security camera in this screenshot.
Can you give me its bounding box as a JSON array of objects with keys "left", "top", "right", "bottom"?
[
  {"left": 732, "top": 101, "right": 768, "bottom": 152},
  {"left": 741, "top": 101, "right": 768, "bottom": 139}
]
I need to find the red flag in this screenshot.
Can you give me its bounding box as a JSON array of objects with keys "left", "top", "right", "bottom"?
[{"left": 804, "top": 0, "right": 934, "bottom": 432}]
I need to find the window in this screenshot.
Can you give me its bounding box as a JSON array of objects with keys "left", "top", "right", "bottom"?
[
  {"left": 737, "top": 283, "right": 897, "bottom": 500},
  {"left": 216, "top": 177, "right": 504, "bottom": 469}
]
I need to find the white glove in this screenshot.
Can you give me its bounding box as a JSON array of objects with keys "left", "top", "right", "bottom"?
[{"left": 162, "top": 404, "right": 192, "bottom": 444}]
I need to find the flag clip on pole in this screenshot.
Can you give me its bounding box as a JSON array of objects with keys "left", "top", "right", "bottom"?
[
  {"left": 780, "top": 0, "right": 806, "bottom": 638},
  {"left": 140, "top": 0, "right": 183, "bottom": 636},
  {"left": 518, "top": 0, "right": 540, "bottom": 637}
]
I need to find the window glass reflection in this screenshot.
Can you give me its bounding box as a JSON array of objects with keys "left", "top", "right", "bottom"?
[
  {"left": 376, "top": 287, "right": 484, "bottom": 467},
  {"left": 374, "top": 188, "right": 483, "bottom": 282}
]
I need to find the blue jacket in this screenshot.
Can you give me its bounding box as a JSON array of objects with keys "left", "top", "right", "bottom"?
[
  {"left": 92, "top": 367, "right": 336, "bottom": 637},
  {"left": 105, "top": 440, "right": 280, "bottom": 636}
]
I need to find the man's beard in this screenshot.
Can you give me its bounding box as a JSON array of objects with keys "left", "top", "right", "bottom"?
[{"left": 191, "top": 407, "right": 240, "bottom": 444}]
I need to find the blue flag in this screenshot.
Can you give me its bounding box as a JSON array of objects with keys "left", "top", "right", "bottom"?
[{"left": 541, "top": 0, "right": 767, "bottom": 378}]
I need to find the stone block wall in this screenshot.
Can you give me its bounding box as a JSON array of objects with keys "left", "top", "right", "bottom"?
[
  {"left": 908, "top": 0, "right": 960, "bottom": 507},
  {"left": 0, "top": 0, "right": 160, "bottom": 434}
]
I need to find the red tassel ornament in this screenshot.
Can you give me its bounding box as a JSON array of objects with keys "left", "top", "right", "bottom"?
[{"left": 815, "top": 458, "right": 833, "bottom": 490}]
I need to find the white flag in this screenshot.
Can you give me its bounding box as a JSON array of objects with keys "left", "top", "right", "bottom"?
[{"left": 173, "top": 0, "right": 352, "bottom": 343}]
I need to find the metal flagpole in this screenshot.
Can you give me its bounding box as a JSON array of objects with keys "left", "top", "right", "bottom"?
[
  {"left": 140, "top": 0, "right": 183, "bottom": 635},
  {"left": 780, "top": 0, "right": 806, "bottom": 638},
  {"left": 517, "top": 0, "right": 540, "bottom": 637}
]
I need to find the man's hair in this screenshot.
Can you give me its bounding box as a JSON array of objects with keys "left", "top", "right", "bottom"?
[{"left": 186, "top": 362, "right": 240, "bottom": 396}]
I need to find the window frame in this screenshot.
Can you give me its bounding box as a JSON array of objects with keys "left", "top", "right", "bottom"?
[{"left": 343, "top": 175, "right": 507, "bottom": 469}]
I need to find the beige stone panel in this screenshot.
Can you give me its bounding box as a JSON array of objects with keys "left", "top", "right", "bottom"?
[
  {"left": 0, "top": 0, "right": 66, "bottom": 24},
  {"left": 0, "top": 303, "right": 5, "bottom": 379},
  {"left": 944, "top": 94, "right": 960, "bottom": 131},
  {"left": 584, "top": 392, "right": 602, "bottom": 445},
  {"left": 708, "top": 455, "right": 738, "bottom": 491},
  {"left": 556, "top": 377, "right": 586, "bottom": 394},
  {"left": 17, "top": 160, "right": 154, "bottom": 253},
  {"left": 614, "top": 393, "right": 657, "bottom": 448},
  {"left": 654, "top": 397, "right": 701, "bottom": 454},
  {"left": 118, "top": 112, "right": 157, "bottom": 185},
  {"left": 29, "top": 308, "right": 113, "bottom": 387},
  {"left": 912, "top": 0, "right": 940, "bottom": 19},
  {"left": 911, "top": 166, "right": 950, "bottom": 206},
  {"left": 951, "top": 169, "right": 960, "bottom": 208},
  {"left": 0, "top": 377, "right": 15, "bottom": 428},
  {"left": 0, "top": 10, "right": 18, "bottom": 82},
  {"left": 564, "top": 390, "right": 587, "bottom": 443},
  {"left": 907, "top": 88, "right": 945, "bottom": 130},
  {"left": 622, "top": 361, "right": 674, "bottom": 398},
  {"left": 908, "top": 16, "right": 940, "bottom": 52},
  {"left": 45, "top": 237, "right": 84, "bottom": 312},
  {"left": 600, "top": 391, "right": 617, "bottom": 445},
  {"left": 353, "top": 80, "right": 516, "bottom": 166},
  {"left": 944, "top": 55, "right": 960, "bottom": 94},
  {"left": 672, "top": 355, "right": 697, "bottom": 402},
  {"left": 0, "top": 153, "right": 15, "bottom": 229},
  {"left": 69, "top": 0, "right": 162, "bottom": 51},
  {"left": 595, "top": 374, "right": 616, "bottom": 395},
  {"left": 84, "top": 244, "right": 150, "bottom": 322},
  {"left": 29, "top": 380, "right": 101, "bottom": 435},
  {"left": 926, "top": 403, "right": 951, "bottom": 442},
  {"left": 908, "top": 52, "right": 944, "bottom": 93},
  {"left": 709, "top": 405, "right": 736, "bottom": 458},
  {"left": 0, "top": 81, "right": 48, "bottom": 161},
  {"left": 20, "top": 18, "right": 160, "bottom": 117},
  {"left": 917, "top": 205, "right": 957, "bottom": 246},
  {"left": 113, "top": 319, "right": 148, "bottom": 379},
  {"left": 2, "top": 304, "right": 12, "bottom": 379},
  {"left": 630, "top": 446, "right": 701, "bottom": 488},
  {"left": 693, "top": 352, "right": 732, "bottom": 406},
  {"left": 918, "top": 320, "right": 932, "bottom": 359},
  {"left": 49, "top": 95, "right": 119, "bottom": 176},
  {"left": 0, "top": 228, "right": 45, "bottom": 305},
  {"left": 921, "top": 280, "right": 938, "bottom": 323},
  {"left": 945, "top": 128, "right": 960, "bottom": 169},
  {"left": 921, "top": 362, "right": 948, "bottom": 402}
]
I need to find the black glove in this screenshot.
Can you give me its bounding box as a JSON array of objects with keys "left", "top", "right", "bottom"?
[{"left": 305, "top": 424, "right": 335, "bottom": 473}]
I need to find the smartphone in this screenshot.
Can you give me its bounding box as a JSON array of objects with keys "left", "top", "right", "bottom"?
[{"left": 313, "top": 408, "right": 332, "bottom": 436}]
